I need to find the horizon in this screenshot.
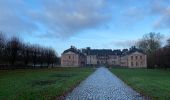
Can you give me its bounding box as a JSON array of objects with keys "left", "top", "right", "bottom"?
[{"left": 0, "top": 0, "right": 170, "bottom": 55}]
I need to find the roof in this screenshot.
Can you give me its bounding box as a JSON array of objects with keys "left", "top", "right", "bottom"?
[
  {"left": 126, "top": 48, "right": 145, "bottom": 55},
  {"left": 83, "top": 49, "right": 122, "bottom": 56},
  {"left": 62, "top": 46, "right": 85, "bottom": 56},
  {"left": 63, "top": 46, "right": 145, "bottom": 57}
]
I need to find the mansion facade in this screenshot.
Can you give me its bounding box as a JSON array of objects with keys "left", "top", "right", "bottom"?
[{"left": 61, "top": 46, "right": 147, "bottom": 68}]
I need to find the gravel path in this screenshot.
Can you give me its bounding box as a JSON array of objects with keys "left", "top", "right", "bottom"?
[{"left": 66, "top": 67, "right": 144, "bottom": 100}]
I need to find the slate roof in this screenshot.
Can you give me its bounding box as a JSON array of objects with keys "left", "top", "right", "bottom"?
[
  {"left": 63, "top": 46, "right": 85, "bottom": 56},
  {"left": 83, "top": 47, "right": 145, "bottom": 56},
  {"left": 63, "top": 46, "right": 145, "bottom": 56},
  {"left": 83, "top": 49, "right": 122, "bottom": 56},
  {"left": 121, "top": 47, "right": 145, "bottom": 56},
  {"left": 127, "top": 48, "right": 145, "bottom": 55}
]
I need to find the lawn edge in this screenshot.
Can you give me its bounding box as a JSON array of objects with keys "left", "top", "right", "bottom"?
[
  {"left": 110, "top": 70, "right": 152, "bottom": 100},
  {"left": 54, "top": 69, "right": 95, "bottom": 100}
]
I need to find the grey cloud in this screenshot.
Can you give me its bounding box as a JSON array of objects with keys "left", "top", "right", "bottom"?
[
  {"left": 154, "top": 11, "right": 170, "bottom": 29},
  {"left": 150, "top": 2, "right": 166, "bottom": 15},
  {"left": 0, "top": 0, "right": 112, "bottom": 38},
  {"left": 2, "top": 0, "right": 169, "bottom": 39},
  {"left": 0, "top": 0, "right": 38, "bottom": 36},
  {"left": 149, "top": 0, "right": 170, "bottom": 29},
  {"left": 30, "top": 0, "right": 112, "bottom": 38},
  {"left": 122, "top": 0, "right": 170, "bottom": 30}
]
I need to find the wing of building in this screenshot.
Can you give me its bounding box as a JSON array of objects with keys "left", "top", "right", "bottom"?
[
  {"left": 120, "top": 48, "right": 147, "bottom": 68},
  {"left": 61, "top": 46, "right": 86, "bottom": 67},
  {"left": 61, "top": 46, "right": 147, "bottom": 68}
]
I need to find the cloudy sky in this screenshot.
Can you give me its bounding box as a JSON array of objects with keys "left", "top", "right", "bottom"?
[{"left": 0, "top": 0, "right": 170, "bottom": 55}]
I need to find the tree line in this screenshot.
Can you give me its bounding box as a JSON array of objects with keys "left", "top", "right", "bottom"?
[
  {"left": 136, "top": 32, "right": 170, "bottom": 69},
  {"left": 0, "top": 32, "right": 59, "bottom": 69}
]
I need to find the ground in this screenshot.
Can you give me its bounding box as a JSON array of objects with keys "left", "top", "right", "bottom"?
[
  {"left": 66, "top": 67, "right": 144, "bottom": 100},
  {"left": 1, "top": 67, "right": 169, "bottom": 100},
  {"left": 0, "top": 67, "right": 94, "bottom": 100},
  {"left": 111, "top": 68, "right": 170, "bottom": 100}
]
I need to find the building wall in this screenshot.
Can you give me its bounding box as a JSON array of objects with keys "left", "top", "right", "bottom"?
[
  {"left": 108, "top": 55, "right": 120, "bottom": 65},
  {"left": 127, "top": 52, "right": 147, "bottom": 68},
  {"left": 86, "top": 55, "right": 97, "bottom": 65},
  {"left": 87, "top": 55, "right": 121, "bottom": 66},
  {"left": 97, "top": 56, "right": 108, "bottom": 65},
  {"left": 61, "top": 51, "right": 79, "bottom": 67},
  {"left": 120, "top": 55, "right": 128, "bottom": 67},
  {"left": 78, "top": 54, "right": 86, "bottom": 66},
  {"left": 61, "top": 50, "right": 147, "bottom": 68}
]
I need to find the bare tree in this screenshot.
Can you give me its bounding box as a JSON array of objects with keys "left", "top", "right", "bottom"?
[
  {"left": 136, "top": 32, "right": 163, "bottom": 54},
  {"left": 153, "top": 47, "right": 170, "bottom": 69},
  {"left": 39, "top": 47, "right": 46, "bottom": 68},
  {"left": 0, "top": 32, "right": 5, "bottom": 63},
  {"left": 46, "top": 48, "right": 51, "bottom": 67},
  {"left": 0, "top": 33, "right": 58, "bottom": 69},
  {"left": 166, "top": 38, "right": 170, "bottom": 47},
  {"left": 7, "top": 37, "right": 22, "bottom": 67},
  {"left": 0, "top": 32, "right": 5, "bottom": 48},
  {"left": 22, "top": 44, "right": 31, "bottom": 67},
  {"left": 32, "top": 45, "right": 38, "bottom": 68},
  {"left": 49, "top": 49, "right": 57, "bottom": 67}
]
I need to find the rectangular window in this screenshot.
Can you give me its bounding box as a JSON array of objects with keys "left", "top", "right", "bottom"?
[
  {"left": 131, "top": 56, "right": 133, "bottom": 60},
  {"left": 131, "top": 62, "right": 133, "bottom": 66},
  {"left": 136, "top": 62, "right": 138, "bottom": 66},
  {"left": 140, "top": 56, "right": 142, "bottom": 59},
  {"left": 69, "top": 56, "right": 71, "bottom": 59},
  {"left": 112, "top": 61, "right": 115, "bottom": 64},
  {"left": 113, "top": 56, "right": 117, "bottom": 59},
  {"left": 136, "top": 56, "right": 138, "bottom": 60}
]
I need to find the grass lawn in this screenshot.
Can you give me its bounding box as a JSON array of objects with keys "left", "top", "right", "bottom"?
[
  {"left": 111, "top": 68, "right": 170, "bottom": 100},
  {"left": 0, "top": 67, "right": 94, "bottom": 100}
]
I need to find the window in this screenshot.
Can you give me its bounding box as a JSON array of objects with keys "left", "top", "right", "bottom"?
[
  {"left": 136, "top": 62, "right": 138, "bottom": 66},
  {"left": 135, "top": 56, "right": 138, "bottom": 60},
  {"left": 112, "top": 61, "right": 116, "bottom": 64},
  {"left": 131, "top": 56, "right": 133, "bottom": 60},
  {"left": 140, "top": 56, "right": 142, "bottom": 59},
  {"left": 113, "top": 56, "right": 117, "bottom": 59},
  {"left": 69, "top": 56, "right": 71, "bottom": 59},
  {"left": 141, "top": 62, "right": 142, "bottom": 65},
  {"left": 131, "top": 62, "right": 133, "bottom": 66}
]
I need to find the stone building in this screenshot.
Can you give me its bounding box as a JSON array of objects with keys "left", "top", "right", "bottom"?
[
  {"left": 61, "top": 46, "right": 86, "bottom": 67},
  {"left": 125, "top": 50, "right": 147, "bottom": 68},
  {"left": 83, "top": 48, "right": 122, "bottom": 66},
  {"left": 86, "top": 55, "right": 97, "bottom": 65},
  {"left": 61, "top": 46, "right": 147, "bottom": 68},
  {"left": 120, "top": 56, "right": 128, "bottom": 67}
]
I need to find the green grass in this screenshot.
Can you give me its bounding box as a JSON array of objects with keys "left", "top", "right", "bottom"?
[
  {"left": 111, "top": 68, "right": 170, "bottom": 100},
  {"left": 0, "top": 67, "right": 94, "bottom": 100}
]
